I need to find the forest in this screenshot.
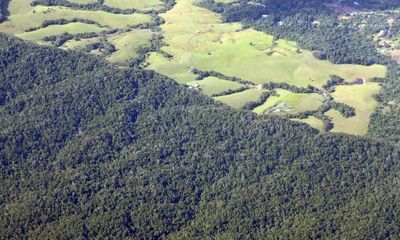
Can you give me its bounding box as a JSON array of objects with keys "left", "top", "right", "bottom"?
[{"left": 1, "top": 33, "right": 400, "bottom": 239}]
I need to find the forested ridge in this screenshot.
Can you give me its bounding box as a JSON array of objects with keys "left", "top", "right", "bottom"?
[{"left": 1, "top": 33, "right": 400, "bottom": 239}]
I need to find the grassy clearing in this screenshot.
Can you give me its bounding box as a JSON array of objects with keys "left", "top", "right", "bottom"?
[
  {"left": 253, "top": 89, "right": 324, "bottom": 114},
  {"left": 327, "top": 83, "right": 381, "bottom": 135},
  {"left": 107, "top": 29, "right": 153, "bottom": 65},
  {"left": 146, "top": 0, "right": 387, "bottom": 135},
  {"left": 104, "top": 0, "right": 164, "bottom": 11},
  {"left": 293, "top": 117, "right": 324, "bottom": 131},
  {"left": 147, "top": 53, "right": 199, "bottom": 84},
  {"left": 148, "top": 0, "right": 386, "bottom": 88},
  {"left": 214, "top": 89, "right": 263, "bottom": 109},
  {"left": 61, "top": 37, "right": 101, "bottom": 50},
  {"left": 186, "top": 76, "right": 246, "bottom": 96},
  {"left": 16, "top": 23, "right": 104, "bottom": 42},
  {"left": 0, "top": 0, "right": 152, "bottom": 33}
]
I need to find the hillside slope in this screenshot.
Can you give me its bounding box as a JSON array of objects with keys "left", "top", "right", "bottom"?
[{"left": 1, "top": 34, "right": 400, "bottom": 239}]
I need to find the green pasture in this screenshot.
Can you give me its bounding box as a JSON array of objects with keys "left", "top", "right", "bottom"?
[
  {"left": 0, "top": 0, "right": 151, "bottom": 33},
  {"left": 145, "top": 0, "right": 387, "bottom": 135},
  {"left": 214, "top": 89, "right": 263, "bottom": 109},
  {"left": 186, "top": 76, "right": 246, "bottom": 96},
  {"left": 61, "top": 37, "right": 102, "bottom": 51},
  {"left": 252, "top": 89, "right": 325, "bottom": 114},
  {"left": 107, "top": 29, "right": 153, "bottom": 65},
  {"left": 148, "top": 0, "right": 386, "bottom": 89},
  {"left": 327, "top": 83, "right": 381, "bottom": 135},
  {"left": 293, "top": 117, "right": 324, "bottom": 131}
]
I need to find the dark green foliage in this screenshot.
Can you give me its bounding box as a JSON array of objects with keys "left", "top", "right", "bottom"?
[
  {"left": 84, "top": 38, "right": 116, "bottom": 54},
  {"left": 1, "top": 34, "right": 400, "bottom": 240},
  {"left": 313, "top": 50, "right": 327, "bottom": 60},
  {"left": 211, "top": 86, "right": 249, "bottom": 97},
  {"left": 263, "top": 82, "right": 319, "bottom": 93},
  {"left": 43, "top": 32, "right": 74, "bottom": 46},
  {"left": 326, "top": 101, "right": 356, "bottom": 118},
  {"left": 191, "top": 68, "right": 254, "bottom": 85},
  {"left": 369, "top": 63, "right": 400, "bottom": 141},
  {"left": 323, "top": 75, "right": 345, "bottom": 91}
]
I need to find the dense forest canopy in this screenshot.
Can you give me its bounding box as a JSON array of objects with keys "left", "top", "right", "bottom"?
[{"left": 1, "top": 33, "right": 400, "bottom": 239}]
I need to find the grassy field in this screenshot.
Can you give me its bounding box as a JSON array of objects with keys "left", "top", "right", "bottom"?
[
  {"left": 147, "top": 52, "right": 199, "bottom": 84},
  {"left": 145, "top": 0, "right": 387, "bottom": 135},
  {"left": 293, "top": 117, "right": 324, "bottom": 131},
  {"left": 0, "top": 0, "right": 152, "bottom": 33},
  {"left": 253, "top": 89, "right": 325, "bottom": 114},
  {"left": 16, "top": 23, "right": 104, "bottom": 42},
  {"left": 214, "top": 89, "right": 263, "bottom": 109},
  {"left": 186, "top": 77, "right": 246, "bottom": 96},
  {"left": 104, "top": 0, "right": 164, "bottom": 11},
  {"left": 148, "top": 0, "right": 386, "bottom": 88},
  {"left": 107, "top": 29, "right": 153, "bottom": 65},
  {"left": 61, "top": 37, "right": 101, "bottom": 51},
  {"left": 327, "top": 83, "right": 381, "bottom": 135},
  {"left": 0, "top": 0, "right": 154, "bottom": 66}
]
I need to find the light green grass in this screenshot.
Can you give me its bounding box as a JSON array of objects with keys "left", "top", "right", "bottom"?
[
  {"left": 293, "top": 117, "right": 324, "bottom": 131},
  {"left": 214, "top": 89, "right": 263, "bottom": 109},
  {"left": 107, "top": 29, "right": 153, "bottom": 65},
  {"left": 147, "top": 52, "right": 199, "bottom": 84},
  {"left": 0, "top": 0, "right": 152, "bottom": 33},
  {"left": 61, "top": 37, "right": 101, "bottom": 50},
  {"left": 327, "top": 83, "right": 381, "bottom": 135},
  {"left": 146, "top": 0, "right": 387, "bottom": 134},
  {"left": 186, "top": 77, "right": 246, "bottom": 96},
  {"left": 253, "top": 89, "right": 324, "bottom": 114},
  {"left": 16, "top": 22, "right": 104, "bottom": 42},
  {"left": 104, "top": 0, "right": 164, "bottom": 11},
  {"left": 148, "top": 0, "right": 386, "bottom": 89}
]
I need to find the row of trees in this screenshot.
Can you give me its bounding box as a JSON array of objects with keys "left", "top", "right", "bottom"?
[
  {"left": 31, "top": 0, "right": 176, "bottom": 14},
  {"left": 26, "top": 18, "right": 100, "bottom": 32},
  {"left": 263, "top": 82, "right": 319, "bottom": 93}
]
